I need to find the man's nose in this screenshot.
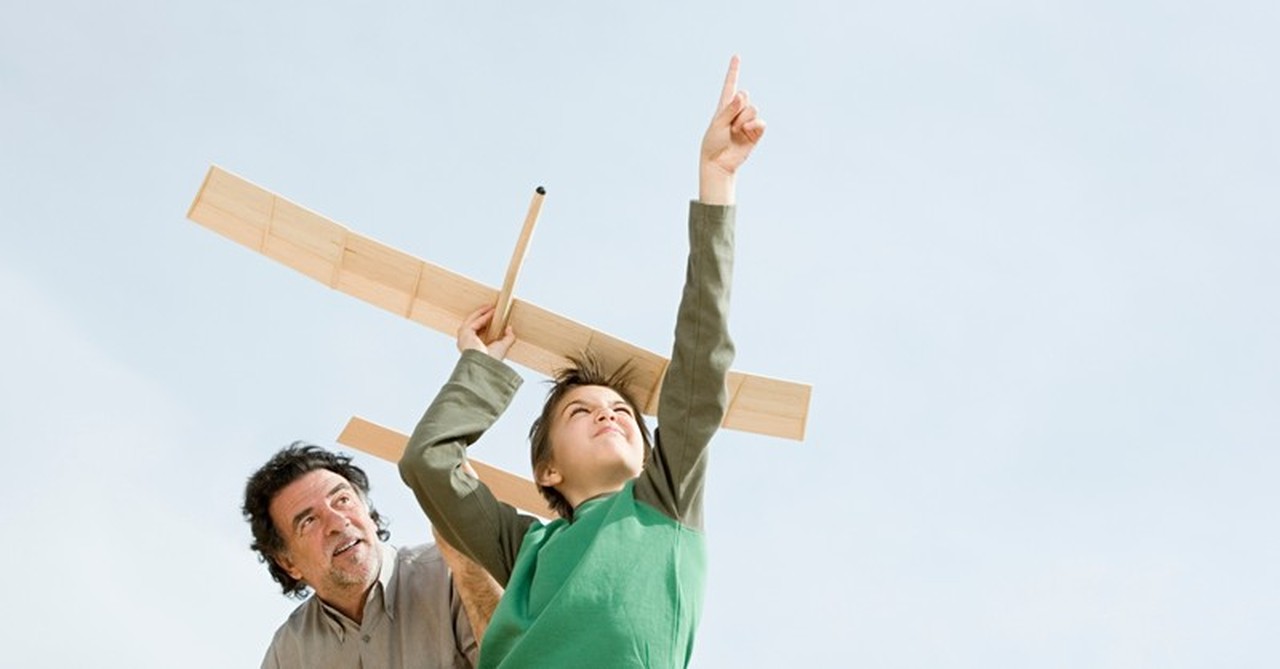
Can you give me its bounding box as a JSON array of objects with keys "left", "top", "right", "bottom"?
[{"left": 321, "top": 506, "right": 348, "bottom": 532}]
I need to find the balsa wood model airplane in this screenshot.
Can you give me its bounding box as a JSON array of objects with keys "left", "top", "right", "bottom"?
[{"left": 187, "top": 165, "right": 812, "bottom": 516}]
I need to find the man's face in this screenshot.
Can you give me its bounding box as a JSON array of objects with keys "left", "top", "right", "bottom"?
[
  {"left": 541, "top": 385, "right": 646, "bottom": 493},
  {"left": 268, "top": 469, "right": 382, "bottom": 602}
]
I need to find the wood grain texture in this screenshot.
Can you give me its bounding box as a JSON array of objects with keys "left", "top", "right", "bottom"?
[
  {"left": 488, "top": 187, "right": 544, "bottom": 340},
  {"left": 338, "top": 416, "right": 555, "bottom": 519},
  {"left": 188, "top": 165, "right": 811, "bottom": 440}
]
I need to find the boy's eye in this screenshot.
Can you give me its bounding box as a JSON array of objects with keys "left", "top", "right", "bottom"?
[{"left": 571, "top": 407, "right": 589, "bottom": 416}]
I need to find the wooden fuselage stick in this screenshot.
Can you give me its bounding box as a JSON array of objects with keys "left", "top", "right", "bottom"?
[{"left": 487, "top": 187, "right": 546, "bottom": 341}]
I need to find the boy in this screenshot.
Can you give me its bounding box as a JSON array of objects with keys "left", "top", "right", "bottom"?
[{"left": 400, "top": 55, "right": 765, "bottom": 668}]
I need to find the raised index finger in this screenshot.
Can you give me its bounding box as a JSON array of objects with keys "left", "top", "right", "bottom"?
[{"left": 717, "top": 54, "right": 741, "bottom": 110}]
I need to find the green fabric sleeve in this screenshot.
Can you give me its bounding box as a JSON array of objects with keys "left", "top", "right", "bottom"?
[
  {"left": 399, "top": 350, "right": 538, "bottom": 587},
  {"left": 634, "top": 201, "right": 736, "bottom": 530}
]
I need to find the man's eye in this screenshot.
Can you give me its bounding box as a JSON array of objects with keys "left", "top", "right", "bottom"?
[{"left": 299, "top": 517, "right": 315, "bottom": 533}]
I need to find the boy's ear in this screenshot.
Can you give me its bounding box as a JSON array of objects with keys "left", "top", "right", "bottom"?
[{"left": 536, "top": 464, "right": 562, "bottom": 488}]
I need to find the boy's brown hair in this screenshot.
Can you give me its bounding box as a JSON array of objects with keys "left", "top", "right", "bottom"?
[{"left": 528, "top": 353, "right": 653, "bottom": 519}]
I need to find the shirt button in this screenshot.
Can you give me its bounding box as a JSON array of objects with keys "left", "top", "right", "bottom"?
[{"left": 362, "top": 634, "right": 371, "bottom": 643}]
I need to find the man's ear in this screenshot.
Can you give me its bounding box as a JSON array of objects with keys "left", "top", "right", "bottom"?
[
  {"left": 536, "top": 463, "right": 562, "bottom": 488},
  {"left": 274, "top": 552, "right": 303, "bottom": 581}
]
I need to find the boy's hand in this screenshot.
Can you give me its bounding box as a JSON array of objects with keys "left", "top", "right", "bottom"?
[
  {"left": 699, "top": 55, "right": 766, "bottom": 204},
  {"left": 457, "top": 305, "right": 516, "bottom": 361}
]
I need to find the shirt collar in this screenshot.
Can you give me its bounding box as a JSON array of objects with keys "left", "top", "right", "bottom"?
[{"left": 375, "top": 542, "right": 398, "bottom": 619}]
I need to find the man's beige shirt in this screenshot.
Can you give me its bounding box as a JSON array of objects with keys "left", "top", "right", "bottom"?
[{"left": 261, "top": 543, "right": 477, "bottom": 668}]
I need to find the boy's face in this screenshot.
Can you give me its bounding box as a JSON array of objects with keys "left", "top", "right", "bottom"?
[{"left": 540, "top": 384, "right": 646, "bottom": 495}]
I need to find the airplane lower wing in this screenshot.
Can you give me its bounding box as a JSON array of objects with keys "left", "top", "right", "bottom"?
[
  {"left": 187, "top": 165, "right": 811, "bottom": 441},
  {"left": 338, "top": 416, "right": 554, "bottom": 519}
]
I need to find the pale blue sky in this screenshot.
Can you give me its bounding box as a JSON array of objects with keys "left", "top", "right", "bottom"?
[{"left": 2, "top": 1, "right": 1277, "bottom": 667}]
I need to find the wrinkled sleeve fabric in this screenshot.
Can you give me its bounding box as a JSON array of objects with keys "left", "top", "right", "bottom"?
[
  {"left": 635, "top": 201, "right": 735, "bottom": 531},
  {"left": 400, "top": 350, "right": 538, "bottom": 586}
]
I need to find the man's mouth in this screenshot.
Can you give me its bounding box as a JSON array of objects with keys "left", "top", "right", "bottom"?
[{"left": 333, "top": 538, "right": 361, "bottom": 557}]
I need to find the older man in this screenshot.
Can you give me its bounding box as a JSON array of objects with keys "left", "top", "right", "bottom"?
[{"left": 243, "top": 442, "right": 500, "bottom": 668}]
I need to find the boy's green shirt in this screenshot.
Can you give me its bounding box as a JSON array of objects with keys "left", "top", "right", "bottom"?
[{"left": 401, "top": 201, "right": 736, "bottom": 668}]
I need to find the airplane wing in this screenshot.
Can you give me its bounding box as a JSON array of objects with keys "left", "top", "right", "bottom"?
[
  {"left": 338, "top": 416, "right": 554, "bottom": 518},
  {"left": 187, "top": 165, "right": 811, "bottom": 440}
]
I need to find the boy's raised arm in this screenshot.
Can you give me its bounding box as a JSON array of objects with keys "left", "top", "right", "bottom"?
[
  {"left": 638, "top": 55, "right": 765, "bottom": 528},
  {"left": 400, "top": 306, "right": 536, "bottom": 586}
]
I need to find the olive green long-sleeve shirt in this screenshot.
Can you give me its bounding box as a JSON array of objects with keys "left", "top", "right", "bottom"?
[{"left": 401, "top": 201, "right": 736, "bottom": 668}]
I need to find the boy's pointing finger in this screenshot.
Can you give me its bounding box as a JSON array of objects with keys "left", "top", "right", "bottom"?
[{"left": 717, "top": 55, "right": 741, "bottom": 110}]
